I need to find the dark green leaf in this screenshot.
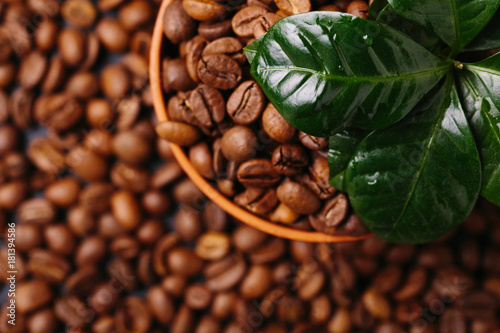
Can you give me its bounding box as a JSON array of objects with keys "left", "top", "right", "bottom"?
[
  {"left": 328, "top": 128, "right": 369, "bottom": 191},
  {"left": 331, "top": 172, "right": 346, "bottom": 192},
  {"left": 368, "top": 0, "right": 388, "bottom": 20},
  {"left": 243, "top": 35, "right": 264, "bottom": 65},
  {"left": 345, "top": 77, "right": 481, "bottom": 243},
  {"left": 388, "top": 0, "right": 500, "bottom": 54},
  {"left": 250, "top": 12, "right": 451, "bottom": 137},
  {"left": 457, "top": 53, "right": 500, "bottom": 205},
  {"left": 376, "top": 5, "right": 444, "bottom": 53},
  {"left": 462, "top": 9, "right": 500, "bottom": 52}
]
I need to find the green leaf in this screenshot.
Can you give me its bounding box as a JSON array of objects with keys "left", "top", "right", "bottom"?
[
  {"left": 331, "top": 172, "right": 346, "bottom": 192},
  {"left": 243, "top": 35, "right": 264, "bottom": 65},
  {"left": 345, "top": 77, "right": 481, "bottom": 243},
  {"left": 462, "top": 9, "right": 500, "bottom": 52},
  {"left": 368, "top": 0, "right": 388, "bottom": 20},
  {"left": 250, "top": 12, "right": 451, "bottom": 137},
  {"left": 457, "top": 53, "right": 500, "bottom": 205},
  {"left": 328, "top": 128, "right": 369, "bottom": 191},
  {"left": 376, "top": 5, "right": 444, "bottom": 53},
  {"left": 388, "top": 0, "right": 500, "bottom": 54}
]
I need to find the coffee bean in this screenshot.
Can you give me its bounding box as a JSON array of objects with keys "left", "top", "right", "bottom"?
[
  {"left": 171, "top": 305, "right": 194, "bottom": 333},
  {"left": 163, "top": 0, "right": 197, "bottom": 44},
  {"left": 156, "top": 120, "right": 201, "bottom": 146},
  {"left": 439, "top": 308, "right": 466, "bottom": 333},
  {"left": 262, "top": 103, "right": 296, "bottom": 143},
  {"left": 234, "top": 187, "right": 279, "bottom": 215},
  {"left": 18, "top": 50, "right": 47, "bottom": 90},
  {"left": 195, "top": 315, "right": 221, "bottom": 333},
  {"left": 182, "top": 0, "right": 228, "bottom": 21},
  {"left": 203, "top": 37, "right": 246, "bottom": 65},
  {"left": 110, "top": 235, "right": 140, "bottom": 259},
  {"left": 272, "top": 144, "right": 309, "bottom": 176},
  {"left": 274, "top": 0, "right": 311, "bottom": 14},
  {"left": 118, "top": 0, "right": 152, "bottom": 31},
  {"left": 111, "top": 130, "right": 151, "bottom": 165},
  {"left": 226, "top": 80, "right": 265, "bottom": 124},
  {"left": 294, "top": 263, "right": 325, "bottom": 300},
  {"left": 237, "top": 158, "right": 281, "bottom": 187},
  {"left": 0, "top": 91, "right": 8, "bottom": 122},
  {"left": 185, "top": 284, "right": 213, "bottom": 309},
  {"left": 100, "top": 64, "right": 131, "bottom": 100},
  {"left": 65, "top": 71, "right": 99, "bottom": 99},
  {"left": 457, "top": 291, "right": 497, "bottom": 320},
  {"left": 67, "top": 145, "right": 108, "bottom": 181},
  {"left": 168, "top": 247, "right": 204, "bottom": 277},
  {"left": 34, "top": 19, "right": 58, "bottom": 51},
  {"left": 97, "top": 18, "right": 129, "bottom": 52},
  {"left": 249, "top": 237, "right": 286, "bottom": 264},
  {"left": 67, "top": 205, "right": 95, "bottom": 236},
  {"left": 81, "top": 32, "right": 101, "bottom": 70},
  {"left": 254, "top": 12, "right": 281, "bottom": 38},
  {"left": 393, "top": 267, "right": 427, "bottom": 301},
  {"left": 239, "top": 264, "right": 272, "bottom": 299},
  {"left": 9, "top": 88, "right": 34, "bottom": 129},
  {"left": 0, "top": 125, "right": 19, "bottom": 156},
  {"left": 61, "top": 0, "right": 97, "bottom": 28},
  {"left": 232, "top": 225, "right": 267, "bottom": 252},
  {"left": 196, "top": 232, "right": 231, "bottom": 260},
  {"left": 198, "top": 54, "right": 242, "bottom": 90},
  {"left": 347, "top": 0, "right": 369, "bottom": 18},
  {"left": 34, "top": 94, "right": 83, "bottom": 132},
  {"left": 232, "top": 6, "right": 267, "bottom": 37},
  {"left": 221, "top": 125, "right": 258, "bottom": 162},
  {"left": 432, "top": 267, "right": 474, "bottom": 300},
  {"left": 98, "top": 0, "right": 125, "bottom": 11},
  {"left": 44, "top": 178, "right": 80, "bottom": 207},
  {"left": 17, "top": 198, "right": 55, "bottom": 224},
  {"left": 205, "top": 254, "right": 247, "bottom": 291},
  {"left": 308, "top": 193, "right": 348, "bottom": 234},
  {"left": 189, "top": 83, "right": 226, "bottom": 128},
  {"left": 58, "top": 28, "right": 86, "bottom": 67},
  {"left": 108, "top": 258, "right": 136, "bottom": 291},
  {"left": 28, "top": 249, "right": 71, "bottom": 283},
  {"left": 0, "top": 63, "right": 15, "bottom": 89},
  {"left": 42, "top": 55, "right": 66, "bottom": 93},
  {"left": 17, "top": 280, "right": 53, "bottom": 313},
  {"left": 115, "top": 297, "right": 152, "bottom": 333},
  {"left": 277, "top": 181, "right": 320, "bottom": 215},
  {"left": 26, "top": 308, "right": 57, "bottom": 333},
  {"left": 64, "top": 266, "right": 100, "bottom": 296},
  {"left": 147, "top": 286, "right": 175, "bottom": 324},
  {"left": 198, "top": 20, "right": 233, "bottom": 40},
  {"left": 162, "top": 57, "right": 197, "bottom": 93},
  {"left": 110, "top": 190, "right": 141, "bottom": 230},
  {"left": 44, "top": 224, "right": 76, "bottom": 256},
  {"left": 362, "top": 289, "right": 391, "bottom": 320},
  {"left": 88, "top": 282, "right": 119, "bottom": 314},
  {"left": 15, "top": 224, "right": 42, "bottom": 252}
]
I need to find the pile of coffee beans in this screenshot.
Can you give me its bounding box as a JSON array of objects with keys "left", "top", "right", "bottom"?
[
  {"left": 1, "top": 0, "right": 500, "bottom": 332},
  {"left": 156, "top": 0, "right": 374, "bottom": 235}
]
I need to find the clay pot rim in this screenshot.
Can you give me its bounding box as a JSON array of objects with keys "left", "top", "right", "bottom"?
[{"left": 149, "top": 0, "right": 373, "bottom": 243}]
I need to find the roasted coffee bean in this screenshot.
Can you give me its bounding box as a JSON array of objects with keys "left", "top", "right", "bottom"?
[
  {"left": 221, "top": 126, "right": 258, "bottom": 162},
  {"left": 0, "top": 124, "right": 19, "bottom": 156},
  {"left": 274, "top": 0, "right": 311, "bottom": 14},
  {"left": 203, "top": 37, "right": 246, "bottom": 65},
  {"left": 234, "top": 187, "right": 278, "bottom": 215},
  {"left": 100, "top": 64, "right": 131, "bottom": 100},
  {"left": 108, "top": 258, "right": 136, "bottom": 291},
  {"left": 226, "top": 80, "right": 265, "bottom": 124},
  {"left": 457, "top": 291, "right": 497, "bottom": 320},
  {"left": 98, "top": 0, "right": 125, "bottom": 11},
  {"left": 239, "top": 264, "right": 272, "bottom": 299},
  {"left": 81, "top": 32, "right": 101, "bottom": 70},
  {"left": 393, "top": 267, "right": 427, "bottom": 301},
  {"left": 205, "top": 254, "right": 247, "bottom": 291},
  {"left": 111, "top": 130, "right": 151, "bottom": 164},
  {"left": 97, "top": 18, "right": 129, "bottom": 52},
  {"left": 42, "top": 55, "right": 66, "bottom": 93},
  {"left": 28, "top": 249, "right": 71, "bottom": 283},
  {"left": 232, "top": 6, "right": 267, "bottom": 37},
  {"left": 308, "top": 193, "right": 348, "bottom": 234},
  {"left": 75, "top": 236, "right": 107, "bottom": 267},
  {"left": 300, "top": 153, "right": 337, "bottom": 199},
  {"left": 164, "top": 0, "right": 196, "bottom": 43},
  {"left": 171, "top": 305, "right": 194, "bottom": 333},
  {"left": 67, "top": 145, "right": 108, "bottom": 181},
  {"left": 299, "top": 131, "right": 328, "bottom": 150},
  {"left": 198, "top": 54, "right": 242, "bottom": 90},
  {"left": 237, "top": 159, "right": 281, "bottom": 187},
  {"left": 185, "top": 284, "right": 213, "bottom": 309},
  {"left": 88, "top": 282, "right": 119, "bottom": 314},
  {"left": 110, "top": 162, "right": 150, "bottom": 192},
  {"left": 17, "top": 198, "right": 55, "bottom": 225},
  {"left": 44, "top": 178, "right": 80, "bottom": 207},
  {"left": 118, "top": 0, "right": 152, "bottom": 31},
  {"left": 182, "top": 0, "right": 228, "bottom": 21},
  {"left": 84, "top": 129, "right": 113, "bottom": 156},
  {"left": 196, "top": 232, "right": 231, "bottom": 260},
  {"left": 189, "top": 83, "right": 226, "bottom": 127},
  {"left": 15, "top": 224, "right": 42, "bottom": 253},
  {"left": 347, "top": 0, "right": 369, "bottom": 18},
  {"left": 186, "top": 36, "right": 210, "bottom": 82},
  {"left": 254, "top": 12, "right": 281, "bottom": 38},
  {"left": 232, "top": 225, "right": 267, "bottom": 252},
  {"left": 58, "top": 28, "right": 86, "bottom": 67},
  {"left": 110, "top": 235, "right": 140, "bottom": 259},
  {"left": 262, "top": 103, "right": 296, "bottom": 143},
  {"left": 162, "top": 57, "right": 197, "bottom": 93},
  {"left": 9, "top": 88, "right": 33, "bottom": 129},
  {"left": 65, "top": 71, "right": 99, "bottom": 99},
  {"left": 0, "top": 91, "right": 8, "bottom": 122},
  {"left": 64, "top": 266, "right": 100, "bottom": 296},
  {"left": 189, "top": 142, "right": 214, "bottom": 179},
  {"left": 294, "top": 263, "right": 325, "bottom": 300},
  {"left": 272, "top": 144, "right": 309, "bottom": 176},
  {"left": 168, "top": 247, "right": 204, "bottom": 277},
  {"left": 115, "top": 297, "right": 151, "bottom": 333},
  {"left": 26, "top": 308, "right": 57, "bottom": 333},
  {"left": 174, "top": 206, "right": 202, "bottom": 241},
  {"left": 110, "top": 190, "right": 141, "bottom": 230},
  {"left": 18, "top": 50, "right": 47, "bottom": 90},
  {"left": 67, "top": 205, "right": 95, "bottom": 236},
  {"left": 34, "top": 19, "right": 59, "bottom": 51},
  {"left": 198, "top": 20, "right": 233, "bottom": 40},
  {"left": 249, "top": 237, "right": 286, "bottom": 264},
  {"left": 61, "top": 0, "right": 97, "bottom": 28},
  {"left": 44, "top": 224, "right": 76, "bottom": 256},
  {"left": 277, "top": 181, "right": 320, "bottom": 215},
  {"left": 439, "top": 308, "right": 466, "bottom": 333},
  {"left": 34, "top": 93, "right": 83, "bottom": 132},
  {"left": 156, "top": 120, "right": 201, "bottom": 146},
  {"left": 17, "top": 280, "right": 53, "bottom": 313},
  {"left": 362, "top": 289, "right": 391, "bottom": 320},
  {"left": 0, "top": 63, "right": 15, "bottom": 89},
  {"left": 147, "top": 285, "right": 175, "bottom": 324}
]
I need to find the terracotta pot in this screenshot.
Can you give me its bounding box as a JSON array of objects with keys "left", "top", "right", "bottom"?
[{"left": 149, "top": 0, "right": 373, "bottom": 243}]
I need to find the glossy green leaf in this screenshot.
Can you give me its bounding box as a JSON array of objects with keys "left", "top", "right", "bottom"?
[
  {"left": 250, "top": 12, "right": 451, "bottom": 137},
  {"left": 345, "top": 78, "right": 481, "bottom": 243},
  {"left": 457, "top": 53, "right": 500, "bottom": 205},
  {"left": 368, "top": 0, "right": 388, "bottom": 20},
  {"left": 243, "top": 35, "right": 264, "bottom": 65},
  {"left": 388, "top": 0, "right": 500, "bottom": 54},
  {"left": 463, "top": 9, "right": 500, "bottom": 52},
  {"left": 328, "top": 128, "right": 369, "bottom": 191},
  {"left": 376, "top": 5, "right": 444, "bottom": 53}
]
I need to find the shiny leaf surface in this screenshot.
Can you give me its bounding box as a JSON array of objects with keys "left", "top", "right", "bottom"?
[
  {"left": 249, "top": 12, "right": 451, "bottom": 137},
  {"left": 243, "top": 35, "right": 264, "bottom": 65},
  {"left": 463, "top": 9, "right": 500, "bottom": 52},
  {"left": 388, "top": 0, "right": 500, "bottom": 54},
  {"left": 328, "top": 129, "right": 369, "bottom": 191},
  {"left": 457, "top": 53, "right": 500, "bottom": 204},
  {"left": 345, "top": 78, "right": 481, "bottom": 243},
  {"left": 368, "top": 0, "right": 388, "bottom": 20},
  {"left": 376, "top": 4, "right": 444, "bottom": 53}
]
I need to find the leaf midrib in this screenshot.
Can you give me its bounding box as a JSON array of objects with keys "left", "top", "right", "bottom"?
[
  {"left": 385, "top": 90, "right": 450, "bottom": 239},
  {"left": 256, "top": 65, "right": 450, "bottom": 82}
]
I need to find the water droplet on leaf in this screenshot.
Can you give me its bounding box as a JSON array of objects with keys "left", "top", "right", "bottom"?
[{"left": 363, "top": 35, "right": 373, "bottom": 46}]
